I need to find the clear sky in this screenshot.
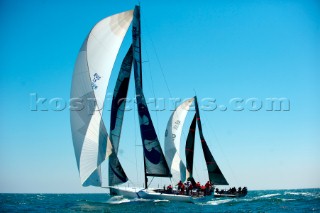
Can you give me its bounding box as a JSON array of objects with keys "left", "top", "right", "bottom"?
[{"left": 0, "top": 0, "right": 319, "bottom": 193}]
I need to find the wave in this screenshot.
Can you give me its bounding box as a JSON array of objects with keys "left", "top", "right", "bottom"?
[
  {"left": 154, "top": 199, "right": 169, "bottom": 203},
  {"left": 132, "top": 198, "right": 152, "bottom": 202},
  {"left": 106, "top": 196, "right": 130, "bottom": 204},
  {"left": 281, "top": 198, "right": 296, "bottom": 202},
  {"left": 204, "top": 199, "right": 233, "bottom": 205},
  {"left": 36, "top": 194, "right": 45, "bottom": 200},
  {"left": 284, "top": 192, "right": 314, "bottom": 197},
  {"left": 256, "top": 193, "right": 281, "bottom": 199}
]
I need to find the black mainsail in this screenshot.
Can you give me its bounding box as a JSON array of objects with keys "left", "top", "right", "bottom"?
[
  {"left": 185, "top": 113, "right": 197, "bottom": 180},
  {"left": 194, "top": 96, "right": 228, "bottom": 185},
  {"left": 108, "top": 45, "right": 133, "bottom": 187},
  {"left": 132, "top": 6, "right": 171, "bottom": 188}
]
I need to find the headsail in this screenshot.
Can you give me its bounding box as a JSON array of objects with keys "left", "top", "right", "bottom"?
[
  {"left": 108, "top": 45, "right": 133, "bottom": 186},
  {"left": 185, "top": 113, "right": 197, "bottom": 180},
  {"left": 133, "top": 6, "right": 171, "bottom": 178},
  {"left": 165, "top": 98, "right": 194, "bottom": 182},
  {"left": 70, "top": 10, "right": 133, "bottom": 186},
  {"left": 194, "top": 96, "right": 228, "bottom": 185}
]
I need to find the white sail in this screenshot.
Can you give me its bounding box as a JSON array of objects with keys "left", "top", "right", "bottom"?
[
  {"left": 70, "top": 10, "right": 133, "bottom": 186},
  {"left": 165, "top": 98, "right": 194, "bottom": 182},
  {"left": 87, "top": 10, "right": 133, "bottom": 112}
]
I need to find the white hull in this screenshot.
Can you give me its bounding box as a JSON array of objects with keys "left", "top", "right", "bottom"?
[
  {"left": 137, "top": 189, "right": 193, "bottom": 203},
  {"left": 107, "top": 186, "right": 142, "bottom": 199},
  {"left": 105, "top": 187, "right": 196, "bottom": 202},
  {"left": 214, "top": 192, "right": 247, "bottom": 198},
  {"left": 214, "top": 192, "right": 236, "bottom": 198}
]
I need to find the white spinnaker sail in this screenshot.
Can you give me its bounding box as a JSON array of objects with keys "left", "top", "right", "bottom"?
[
  {"left": 165, "top": 98, "right": 194, "bottom": 182},
  {"left": 70, "top": 10, "right": 133, "bottom": 186},
  {"left": 87, "top": 10, "right": 133, "bottom": 111}
]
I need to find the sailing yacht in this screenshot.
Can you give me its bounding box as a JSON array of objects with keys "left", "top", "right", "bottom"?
[{"left": 70, "top": 5, "right": 245, "bottom": 202}]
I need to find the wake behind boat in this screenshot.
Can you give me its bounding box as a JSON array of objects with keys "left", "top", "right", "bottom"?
[{"left": 70, "top": 5, "right": 247, "bottom": 202}]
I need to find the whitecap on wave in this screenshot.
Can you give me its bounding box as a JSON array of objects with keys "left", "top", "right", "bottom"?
[
  {"left": 106, "top": 196, "right": 130, "bottom": 204},
  {"left": 154, "top": 199, "right": 169, "bottom": 203},
  {"left": 284, "top": 192, "right": 314, "bottom": 197},
  {"left": 36, "top": 195, "right": 45, "bottom": 200},
  {"left": 256, "top": 193, "right": 281, "bottom": 199},
  {"left": 281, "top": 198, "right": 296, "bottom": 201},
  {"left": 204, "top": 199, "right": 232, "bottom": 205},
  {"left": 132, "top": 198, "right": 152, "bottom": 202}
]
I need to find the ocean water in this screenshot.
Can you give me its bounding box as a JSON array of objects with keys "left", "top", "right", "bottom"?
[{"left": 1, "top": 189, "right": 319, "bottom": 212}]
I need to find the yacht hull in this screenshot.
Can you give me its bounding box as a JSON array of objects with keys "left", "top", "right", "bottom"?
[
  {"left": 107, "top": 187, "right": 141, "bottom": 199},
  {"left": 137, "top": 189, "right": 193, "bottom": 203},
  {"left": 214, "top": 192, "right": 247, "bottom": 198}
]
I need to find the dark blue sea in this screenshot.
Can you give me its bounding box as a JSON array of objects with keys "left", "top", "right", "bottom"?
[{"left": 1, "top": 189, "right": 319, "bottom": 212}]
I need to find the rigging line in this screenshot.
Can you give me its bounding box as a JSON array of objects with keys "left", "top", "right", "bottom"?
[
  {"left": 147, "top": 177, "right": 155, "bottom": 188},
  {"left": 192, "top": 151, "right": 202, "bottom": 183},
  {"left": 128, "top": 179, "right": 136, "bottom": 188},
  {"left": 202, "top": 115, "right": 239, "bottom": 186},
  {"left": 144, "top": 21, "right": 173, "bottom": 98},
  {"left": 133, "top": 89, "right": 139, "bottom": 186},
  {"left": 189, "top": 126, "right": 200, "bottom": 183},
  {"left": 120, "top": 153, "right": 140, "bottom": 167},
  {"left": 143, "top": 45, "right": 160, "bottom": 137}
]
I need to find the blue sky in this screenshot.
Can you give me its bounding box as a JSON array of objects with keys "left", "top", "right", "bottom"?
[{"left": 0, "top": 0, "right": 319, "bottom": 193}]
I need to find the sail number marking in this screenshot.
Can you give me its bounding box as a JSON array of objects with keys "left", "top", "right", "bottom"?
[{"left": 91, "top": 73, "right": 101, "bottom": 90}]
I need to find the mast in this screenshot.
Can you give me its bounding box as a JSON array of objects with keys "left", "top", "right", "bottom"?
[
  {"left": 144, "top": 158, "right": 148, "bottom": 188},
  {"left": 135, "top": 5, "right": 147, "bottom": 189},
  {"left": 132, "top": 5, "right": 147, "bottom": 189},
  {"left": 138, "top": 6, "right": 147, "bottom": 189},
  {"left": 138, "top": 7, "right": 143, "bottom": 89}
]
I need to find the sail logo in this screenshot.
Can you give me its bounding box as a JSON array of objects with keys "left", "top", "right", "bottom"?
[{"left": 91, "top": 73, "right": 101, "bottom": 90}]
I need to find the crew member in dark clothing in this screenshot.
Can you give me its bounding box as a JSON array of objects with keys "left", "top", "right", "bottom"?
[
  {"left": 177, "top": 180, "right": 183, "bottom": 190},
  {"left": 205, "top": 181, "right": 212, "bottom": 195},
  {"left": 167, "top": 185, "right": 173, "bottom": 194},
  {"left": 188, "top": 184, "right": 193, "bottom": 196}
]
